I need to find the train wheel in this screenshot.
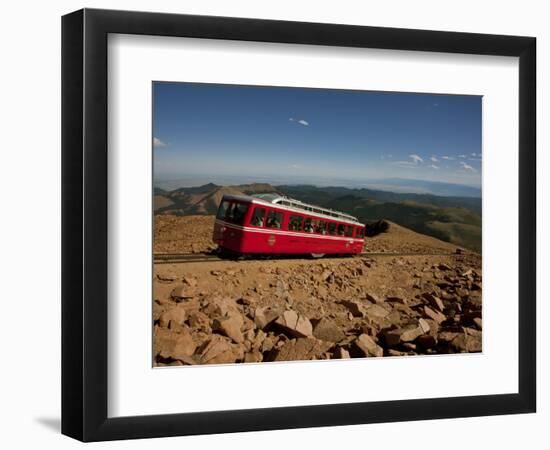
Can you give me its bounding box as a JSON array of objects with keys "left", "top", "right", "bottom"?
[{"left": 310, "top": 253, "right": 325, "bottom": 258}]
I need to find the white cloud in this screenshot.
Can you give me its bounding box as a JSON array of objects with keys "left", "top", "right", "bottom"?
[
  {"left": 458, "top": 154, "right": 466, "bottom": 158},
  {"left": 153, "top": 137, "right": 166, "bottom": 148},
  {"left": 409, "top": 154, "right": 423, "bottom": 164},
  {"left": 460, "top": 161, "right": 477, "bottom": 172},
  {"left": 392, "top": 160, "right": 419, "bottom": 168},
  {"left": 289, "top": 117, "right": 309, "bottom": 126},
  {"left": 430, "top": 156, "right": 439, "bottom": 162},
  {"left": 441, "top": 156, "right": 455, "bottom": 160},
  {"left": 290, "top": 164, "right": 302, "bottom": 169},
  {"left": 429, "top": 164, "right": 439, "bottom": 170}
]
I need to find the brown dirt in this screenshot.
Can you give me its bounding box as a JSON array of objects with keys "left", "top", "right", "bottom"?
[
  {"left": 154, "top": 215, "right": 217, "bottom": 254},
  {"left": 153, "top": 215, "right": 482, "bottom": 366}
]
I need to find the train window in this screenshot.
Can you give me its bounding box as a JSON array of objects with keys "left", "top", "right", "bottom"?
[
  {"left": 266, "top": 210, "right": 283, "bottom": 228},
  {"left": 289, "top": 215, "right": 303, "bottom": 231},
  {"left": 225, "top": 202, "right": 249, "bottom": 225},
  {"left": 216, "top": 201, "right": 230, "bottom": 220},
  {"left": 337, "top": 224, "right": 345, "bottom": 236},
  {"left": 250, "top": 207, "right": 266, "bottom": 227},
  {"left": 345, "top": 225, "right": 354, "bottom": 237},
  {"left": 328, "top": 222, "right": 337, "bottom": 235},
  {"left": 356, "top": 227, "right": 365, "bottom": 238},
  {"left": 304, "top": 218, "right": 314, "bottom": 233},
  {"left": 316, "top": 220, "right": 327, "bottom": 234}
]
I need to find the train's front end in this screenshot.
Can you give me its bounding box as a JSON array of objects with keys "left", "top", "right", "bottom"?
[{"left": 212, "top": 196, "right": 250, "bottom": 254}]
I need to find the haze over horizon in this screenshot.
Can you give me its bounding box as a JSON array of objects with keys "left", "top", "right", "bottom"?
[{"left": 153, "top": 82, "right": 482, "bottom": 190}]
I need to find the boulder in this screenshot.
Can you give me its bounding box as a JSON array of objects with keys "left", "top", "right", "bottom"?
[
  {"left": 155, "top": 327, "right": 197, "bottom": 361},
  {"left": 275, "top": 310, "right": 313, "bottom": 338},
  {"left": 244, "top": 351, "right": 263, "bottom": 363},
  {"left": 422, "top": 293, "right": 445, "bottom": 312},
  {"left": 451, "top": 332, "right": 482, "bottom": 353},
  {"left": 254, "top": 306, "right": 281, "bottom": 329},
  {"left": 418, "top": 318, "right": 431, "bottom": 334},
  {"left": 213, "top": 313, "right": 244, "bottom": 343},
  {"left": 339, "top": 300, "right": 367, "bottom": 317},
  {"left": 312, "top": 318, "right": 346, "bottom": 343},
  {"left": 203, "top": 297, "right": 239, "bottom": 318},
  {"left": 386, "top": 296, "right": 407, "bottom": 305},
  {"left": 355, "top": 334, "right": 383, "bottom": 357},
  {"left": 333, "top": 347, "right": 351, "bottom": 359},
  {"left": 473, "top": 317, "right": 482, "bottom": 330},
  {"left": 366, "top": 293, "right": 383, "bottom": 304},
  {"left": 384, "top": 325, "right": 423, "bottom": 346},
  {"left": 170, "top": 285, "right": 196, "bottom": 301},
  {"left": 270, "top": 338, "right": 332, "bottom": 361},
  {"left": 437, "top": 331, "right": 461, "bottom": 344},
  {"left": 423, "top": 306, "right": 447, "bottom": 324},
  {"left": 157, "top": 273, "right": 178, "bottom": 283},
  {"left": 199, "top": 335, "right": 244, "bottom": 364},
  {"left": 364, "top": 304, "right": 390, "bottom": 319},
  {"left": 416, "top": 334, "right": 437, "bottom": 349},
  {"left": 187, "top": 311, "right": 211, "bottom": 331},
  {"left": 158, "top": 305, "right": 187, "bottom": 328}
]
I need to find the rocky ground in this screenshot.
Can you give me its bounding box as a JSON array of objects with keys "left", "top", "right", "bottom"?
[
  {"left": 153, "top": 216, "right": 482, "bottom": 366},
  {"left": 154, "top": 215, "right": 218, "bottom": 254}
]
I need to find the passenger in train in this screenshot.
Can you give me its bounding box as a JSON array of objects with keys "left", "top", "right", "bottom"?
[{"left": 251, "top": 214, "right": 264, "bottom": 226}]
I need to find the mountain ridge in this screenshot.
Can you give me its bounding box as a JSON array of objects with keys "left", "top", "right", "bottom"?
[{"left": 154, "top": 182, "right": 481, "bottom": 252}]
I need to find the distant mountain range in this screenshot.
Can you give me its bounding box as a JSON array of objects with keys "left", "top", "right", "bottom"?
[{"left": 154, "top": 182, "right": 482, "bottom": 252}]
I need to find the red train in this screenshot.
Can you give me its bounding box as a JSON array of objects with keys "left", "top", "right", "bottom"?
[{"left": 212, "top": 193, "right": 365, "bottom": 257}]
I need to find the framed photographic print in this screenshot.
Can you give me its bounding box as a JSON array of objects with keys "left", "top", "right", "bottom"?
[{"left": 61, "top": 8, "right": 536, "bottom": 442}]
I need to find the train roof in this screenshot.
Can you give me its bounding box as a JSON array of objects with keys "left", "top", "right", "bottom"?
[{"left": 220, "top": 193, "right": 362, "bottom": 225}]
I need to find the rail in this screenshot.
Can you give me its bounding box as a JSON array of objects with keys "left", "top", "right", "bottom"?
[{"left": 153, "top": 251, "right": 467, "bottom": 264}]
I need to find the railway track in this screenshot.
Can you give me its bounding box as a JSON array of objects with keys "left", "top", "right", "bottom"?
[{"left": 153, "top": 251, "right": 465, "bottom": 264}]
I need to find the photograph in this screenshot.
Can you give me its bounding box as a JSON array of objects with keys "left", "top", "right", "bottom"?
[{"left": 152, "top": 82, "right": 483, "bottom": 366}]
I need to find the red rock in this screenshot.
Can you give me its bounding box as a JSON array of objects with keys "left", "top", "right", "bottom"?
[
  {"left": 473, "top": 317, "right": 482, "bottom": 330},
  {"left": 312, "top": 318, "right": 345, "bottom": 343},
  {"left": 422, "top": 293, "right": 445, "bottom": 312},
  {"left": 275, "top": 310, "right": 313, "bottom": 338},
  {"left": 188, "top": 311, "right": 211, "bottom": 331},
  {"left": 340, "top": 300, "right": 367, "bottom": 317},
  {"left": 366, "top": 293, "right": 383, "bottom": 304},
  {"left": 333, "top": 347, "right": 351, "bottom": 359},
  {"left": 155, "top": 327, "right": 197, "bottom": 361},
  {"left": 244, "top": 351, "right": 263, "bottom": 363},
  {"left": 158, "top": 305, "right": 187, "bottom": 328},
  {"left": 451, "top": 333, "right": 482, "bottom": 353},
  {"left": 365, "top": 304, "right": 390, "bottom": 319},
  {"left": 200, "top": 335, "right": 244, "bottom": 364},
  {"left": 385, "top": 325, "right": 423, "bottom": 346},
  {"left": 386, "top": 296, "right": 407, "bottom": 305},
  {"left": 416, "top": 334, "right": 437, "bottom": 349},
  {"left": 418, "top": 318, "right": 431, "bottom": 334},
  {"left": 170, "top": 285, "right": 196, "bottom": 301},
  {"left": 270, "top": 338, "right": 332, "bottom": 361},
  {"left": 254, "top": 306, "right": 281, "bottom": 329},
  {"left": 213, "top": 313, "right": 244, "bottom": 343},
  {"left": 423, "top": 306, "right": 446, "bottom": 324},
  {"left": 355, "top": 334, "right": 383, "bottom": 357}
]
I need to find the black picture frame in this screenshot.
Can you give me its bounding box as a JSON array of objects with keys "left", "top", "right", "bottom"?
[{"left": 62, "top": 8, "right": 536, "bottom": 442}]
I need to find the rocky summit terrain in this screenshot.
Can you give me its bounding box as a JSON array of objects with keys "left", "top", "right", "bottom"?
[{"left": 153, "top": 217, "right": 482, "bottom": 366}]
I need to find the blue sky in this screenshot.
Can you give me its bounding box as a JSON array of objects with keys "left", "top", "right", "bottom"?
[{"left": 153, "top": 82, "right": 482, "bottom": 188}]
